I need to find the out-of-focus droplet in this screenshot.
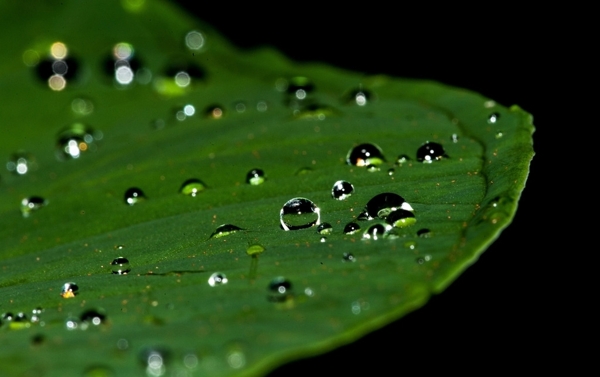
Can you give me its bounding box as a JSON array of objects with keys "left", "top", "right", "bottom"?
[
  {"left": 246, "top": 169, "right": 265, "bottom": 185},
  {"left": 417, "top": 228, "right": 431, "bottom": 238},
  {"left": 124, "top": 187, "right": 146, "bottom": 205},
  {"left": 208, "top": 272, "right": 228, "bottom": 287},
  {"left": 342, "top": 252, "right": 356, "bottom": 262},
  {"left": 488, "top": 112, "right": 500, "bottom": 124},
  {"left": 205, "top": 104, "right": 224, "bottom": 119},
  {"left": 21, "top": 196, "right": 46, "bottom": 218},
  {"left": 267, "top": 276, "right": 293, "bottom": 303},
  {"left": 139, "top": 347, "right": 170, "bottom": 377},
  {"left": 80, "top": 309, "right": 106, "bottom": 327},
  {"left": 56, "top": 123, "right": 102, "bottom": 160},
  {"left": 7, "top": 151, "right": 36, "bottom": 175},
  {"left": 71, "top": 97, "right": 95, "bottom": 116},
  {"left": 185, "top": 30, "right": 205, "bottom": 50}
]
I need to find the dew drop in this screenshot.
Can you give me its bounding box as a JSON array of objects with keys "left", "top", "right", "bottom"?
[
  {"left": 387, "top": 168, "right": 395, "bottom": 176},
  {"left": 346, "top": 143, "right": 385, "bottom": 167},
  {"left": 416, "top": 255, "right": 432, "bottom": 264},
  {"left": 124, "top": 187, "right": 146, "bottom": 205},
  {"left": 488, "top": 112, "right": 500, "bottom": 124},
  {"left": 362, "top": 223, "right": 391, "bottom": 240},
  {"left": 366, "top": 164, "right": 380, "bottom": 172},
  {"left": 246, "top": 244, "right": 265, "bottom": 256},
  {"left": 14, "top": 312, "right": 28, "bottom": 322},
  {"left": 61, "top": 282, "right": 79, "bottom": 298},
  {"left": 80, "top": 309, "right": 106, "bottom": 326},
  {"left": 56, "top": 123, "right": 102, "bottom": 160},
  {"left": 404, "top": 241, "right": 417, "bottom": 250},
  {"left": 416, "top": 141, "right": 448, "bottom": 163},
  {"left": 210, "top": 224, "right": 244, "bottom": 238},
  {"left": 139, "top": 347, "right": 170, "bottom": 377},
  {"left": 185, "top": 30, "right": 205, "bottom": 50},
  {"left": 268, "top": 277, "right": 293, "bottom": 303},
  {"left": 7, "top": 151, "right": 36, "bottom": 175},
  {"left": 396, "top": 154, "right": 410, "bottom": 165},
  {"left": 363, "top": 193, "right": 414, "bottom": 220},
  {"left": 345, "top": 87, "right": 372, "bottom": 106},
  {"left": 387, "top": 209, "right": 416, "bottom": 228},
  {"left": 316, "top": 222, "right": 333, "bottom": 235},
  {"left": 331, "top": 180, "right": 354, "bottom": 200},
  {"left": 451, "top": 133, "right": 459, "bottom": 143},
  {"left": 342, "top": 252, "right": 356, "bottom": 262},
  {"left": 208, "top": 272, "right": 228, "bottom": 287},
  {"left": 280, "top": 198, "right": 321, "bottom": 231},
  {"left": 495, "top": 131, "right": 504, "bottom": 139},
  {"left": 2, "top": 312, "right": 13, "bottom": 321},
  {"left": 286, "top": 76, "right": 314, "bottom": 98},
  {"left": 205, "top": 104, "right": 224, "bottom": 119},
  {"left": 179, "top": 178, "right": 206, "bottom": 196},
  {"left": 417, "top": 228, "right": 431, "bottom": 238},
  {"left": 246, "top": 169, "right": 266, "bottom": 185},
  {"left": 343, "top": 222, "right": 361, "bottom": 235},
  {"left": 21, "top": 196, "right": 47, "bottom": 218},
  {"left": 320, "top": 237, "right": 327, "bottom": 242},
  {"left": 111, "top": 257, "right": 131, "bottom": 275},
  {"left": 65, "top": 316, "right": 79, "bottom": 330}
]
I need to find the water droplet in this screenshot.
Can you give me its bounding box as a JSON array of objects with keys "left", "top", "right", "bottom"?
[
  {"left": 111, "top": 257, "right": 131, "bottom": 275},
  {"left": 226, "top": 344, "right": 247, "bottom": 369},
  {"left": 208, "top": 272, "right": 228, "bottom": 287},
  {"left": 331, "top": 180, "right": 354, "bottom": 200},
  {"left": 179, "top": 178, "right": 206, "bottom": 196},
  {"left": 117, "top": 338, "right": 129, "bottom": 350},
  {"left": 417, "top": 228, "right": 431, "bottom": 238},
  {"left": 80, "top": 309, "right": 106, "bottom": 326},
  {"left": 71, "top": 97, "right": 95, "bottom": 116},
  {"left": 345, "top": 87, "right": 372, "bottom": 106},
  {"left": 267, "top": 277, "right": 293, "bottom": 303},
  {"left": 404, "top": 241, "right": 417, "bottom": 250},
  {"left": 366, "top": 164, "right": 380, "bottom": 172},
  {"left": 21, "top": 196, "right": 47, "bottom": 218},
  {"left": 256, "top": 101, "right": 268, "bottom": 112},
  {"left": 2, "top": 312, "right": 13, "bottom": 321},
  {"left": 362, "top": 223, "right": 391, "bottom": 240},
  {"left": 205, "top": 104, "right": 224, "bottom": 119},
  {"left": 235, "top": 101, "right": 247, "bottom": 113},
  {"left": 387, "top": 209, "right": 416, "bottom": 228},
  {"left": 387, "top": 168, "right": 395, "bottom": 176},
  {"left": 280, "top": 198, "right": 321, "bottom": 231},
  {"left": 61, "top": 282, "right": 79, "bottom": 298},
  {"left": 488, "top": 112, "right": 500, "bottom": 124},
  {"left": 320, "top": 237, "right": 327, "bottom": 242},
  {"left": 210, "top": 224, "right": 244, "bottom": 238},
  {"left": 286, "top": 76, "right": 314, "bottom": 98},
  {"left": 363, "top": 193, "right": 414, "bottom": 220},
  {"left": 346, "top": 143, "right": 385, "bottom": 167},
  {"left": 183, "top": 353, "right": 199, "bottom": 369},
  {"left": 416, "top": 141, "right": 448, "bottom": 163},
  {"left": 246, "top": 244, "right": 265, "bottom": 256},
  {"left": 451, "top": 133, "right": 459, "bottom": 143},
  {"left": 342, "top": 252, "right": 356, "bottom": 262},
  {"left": 7, "top": 151, "right": 36, "bottom": 175},
  {"left": 396, "top": 154, "right": 410, "bottom": 165},
  {"left": 140, "top": 347, "right": 170, "bottom": 377},
  {"left": 185, "top": 30, "right": 205, "bottom": 50},
  {"left": 65, "top": 316, "right": 79, "bottom": 330},
  {"left": 124, "top": 187, "right": 146, "bottom": 205},
  {"left": 56, "top": 123, "right": 102, "bottom": 160},
  {"left": 14, "top": 312, "right": 28, "bottom": 322},
  {"left": 344, "top": 222, "right": 361, "bottom": 235},
  {"left": 495, "top": 131, "right": 504, "bottom": 139},
  {"left": 246, "top": 169, "right": 266, "bottom": 185},
  {"left": 416, "top": 255, "right": 432, "bottom": 264},
  {"left": 316, "top": 222, "right": 333, "bottom": 235}
]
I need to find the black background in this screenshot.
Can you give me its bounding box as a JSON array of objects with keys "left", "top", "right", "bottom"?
[{"left": 171, "top": 2, "right": 548, "bottom": 374}]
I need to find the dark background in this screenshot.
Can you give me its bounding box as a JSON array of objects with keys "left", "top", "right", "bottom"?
[{"left": 172, "top": 2, "right": 548, "bottom": 373}]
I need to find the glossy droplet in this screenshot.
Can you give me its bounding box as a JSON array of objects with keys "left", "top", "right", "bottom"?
[
  {"left": 124, "top": 187, "right": 146, "bottom": 205},
  {"left": 56, "top": 123, "right": 102, "bottom": 160},
  {"left": 21, "top": 196, "right": 47, "bottom": 218},
  {"left": 111, "top": 257, "right": 131, "bottom": 275},
  {"left": 210, "top": 224, "right": 244, "bottom": 238},
  {"left": 2, "top": 312, "right": 13, "bottom": 321},
  {"left": 65, "top": 317, "right": 79, "bottom": 330},
  {"left": 417, "top": 228, "right": 431, "bottom": 238},
  {"left": 362, "top": 223, "right": 391, "bottom": 240},
  {"left": 140, "top": 348, "right": 170, "bottom": 376},
  {"left": 343, "top": 222, "right": 361, "bottom": 235},
  {"left": 346, "top": 143, "right": 385, "bottom": 167},
  {"left": 342, "top": 252, "right": 356, "bottom": 262},
  {"left": 80, "top": 309, "right": 106, "bottom": 326},
  {"left": 396, "top": 154, "right": 410, "bottom": 165},
  {"left": 363, "top": 193, "right": 414, "bottom": 220},
  {"left": 387, "top": 209, "right": 416, "bottom": 228},
  {"left": 205, "top": 104, "right": 224, "bottom": 119},
  {"left": 14, "top": 312, "right": 28, "bottom": 322},
  {"left": 387, "top": 168, "right": 395, "bottom": 176},
  {"left": 268, "top": 277, "right": 293, "bottom": 303},
  {"left": 417, "top": 141, "right": 448, "bottom": 163},
  {"left": 345, "top": 87, "right": 372, "bottom": 106},
  {"left": 280, "top": 198, "right": 321, "bottom": 231},
  {"left": 488, "top": 112, "right": 500, "bottom": 124},
  {"left": 366, "top": 164, "right": 380, "bottom": 172},
  {"left": 246, "top": 169, "right": 266, "bottom": 185},
  {"left": 331, "top": 180, "right": 354, "bottom": 200},
  {"left": 208, "top": 272, "right": 228, "bottom": 287},
  {"left": 320, "top": 237, "right": 327, "bottom": 242},
  {"left": 7, "top": 151, "right": 36, "bottom": 175},
  {"left": 316, "top": 222, "right": 333, "bottom": 235},
  {"left": 179, "top": 178, "right": 206, "bottom": 196},
  {"left": 61, "top": 282, "right": 79, "bottom": 298},
  {"left": 246, "top": 244, "right": 265, "bottom": 256}
]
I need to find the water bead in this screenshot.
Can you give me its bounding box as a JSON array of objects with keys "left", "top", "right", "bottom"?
[
  {"left": 280, "top": 198, "right": 321, "bottom": 231},
  {"left": 346, "top": 143, "right": 385, "bottom": 167}
]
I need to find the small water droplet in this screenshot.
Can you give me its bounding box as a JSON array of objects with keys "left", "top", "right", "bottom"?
[
  {"left": 208, "top": 272, "right": 228, "bottom": 287},
  {"left": 65, "top": 316, "right": 79, "bottom": 330},
  {"left": 2, "top": 312, "right": 13, "bottom": 321},
  {"left": 320, "top": 236, "right": 327, "bottom": 242},
  {"left": 387, "top": 209, "right": 416, "bottom": 228},
  {"left": 111, "top": 257, "right": 131, "bottom": 275},
  {"left": 210, "top": 224, "right": 244, "bottom": 238},
  {"left": 404, "top": 241, "right": 417, "bottom": 250},
  {"left": 185, "top": 30, "right": 205, "bottom": 50},
  {"left": 417, "top": 228, "right": 431, "bottom": 238},
  {"left": 286, "top": 76, "right": 314, "bottom": 99},
  {"left": 387, "top": 168, "right": 395, "bottom": 176},
  {"left": 280, "top": 198, "right": 321, "bottom": 231},
  {"left": 331, "top": 180, "right": 354, "bottom": 200},
  {"left": 140, "top": 347, "right": 170, "bottom": 376},
  {"left": 7, "top": 151, "right": 36, "bottom": 175},
  {"left": 80, "top": 309, "right": 106, "bottom": 327},
  {"left": 342, "top": 252, "right": 356, "bottom": 262},
  {"left": 451, "top": 133, "right": 459, "bottom": 143},
  {"left": 246, "top": 244, "right": 265, "bottom": 256},
  {"left": 179, "top": 178, "right": 206, "bottom": 196},
  {"left": 416, "top": 255, "right": 432, "bottom": 264},
  {"left": 205, "top": 104, "right": 224, "bottom": 119},
  {"left": 362, "top": 223, "right": 391, "bottom": 240},
  {"left": 363, "top": 193, "right": 414, "bottom": 220},
  {"left": 14, "top": 312, "right": 28, "bottom": 322},
  {"left": 396, "top": 154, "right": 410, "bottom": 165},
  {"left": 246, "top": 169, "right": 266, "bottom": 185},
  {"left": 495, "top": 131, "right": 504, "bottom": 139},
  {"left": 346, "top": 143, "right": 385, "bottom": 167},
  {"left": 183, "top": 353, "right": 199, "bottom": 369},
  {"left": 488, "top": 112, "right": 500, "bottom": 124},
  {"left": 366, "top": 164, "right": 380, "bottom": 172},
  {"left": 21, "top": 196, "right": 47, "bottom": 217},
  {"left": 56, "top": 123, "right": 101, "bottom": 160},
  {"left": 61, "top": 282, "right": 79, "bottom": 298},
  {"left": 345, "top": 87, "right": 372, "bottom": 106},
  {"left": 416, "top": 141, "right": 447, "bottom": 163},
  {"left": 344, "top": 222, "right": 361, "bottom": 234},
  {"left": 71, "top": 97, "right": 95, "bottom": 116},
  {"left": 316, "top": 222, "right": 333, "bottom": 235},
  {"left": 124, "top": 187, "right": 146, "bottom": 205},
  {"left": 268, "top": 277, "right": 293, "bottom": 303}
]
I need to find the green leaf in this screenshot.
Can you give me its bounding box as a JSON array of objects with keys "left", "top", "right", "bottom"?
[{"left": 0, "top": 1, "right": 534, "bottom": 376}]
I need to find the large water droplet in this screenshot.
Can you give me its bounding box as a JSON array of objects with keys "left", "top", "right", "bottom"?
[
  {"left": 124, "top": 187, "right": 146, "bottom": 205},
  {"left": 488, "top": 112, "right": 500, "bottom": 124},
  {"left": 21, "top": 196, "right": 46, "bottom": 217},
  {"left": 280, "top": 198, "right": 321, "bottom": 231},
  {"left": 316, "top": 222, "right": 333, "bottom": 235},
  {"left": 179, "top": 178, "right": 206, "bottom": 196},
  {"left": 80, "top": 309, "right": 106, "bottom": 327},
  {"left": 346, "top": 143, "right": 385, "bottom": 167},
  {"left": 210, "top": 224, "right": 244, "bottom": 238},
  {"left": 268, "top": 277, "right": 293, "bottom": 303},
  {"left": 362, "top": 223, "right": 391, "bottom": 240},
  {"left": 416, "top": 141, "right": 447, "bottom": 163},
  {"left": 344, "top": 222, "right": 361, "bottom": 235},
  {"left": 56, "top": 123, "right": 102, "bottom": 160},
  {"left": 246, "top": 169, "right": 266, "bottom": 185},
  {"left": 61, "top": 282, "right": 79, "bottom": 298},
  {"left": 208, "top": 272, "right": 228, "bottom": 287},
  {"left": 331, "top": 180, "right": 354, "bottom": 200},
  {"left": 111, "top": 257, "right": 131, "bottom": 275},
  {"left": 387, "top": 209, "right": 416, "bottom": 228},
  {"left": 7, "top": 151, "right": 36, "bottom": 175},
  {"left": 363, "top": 193, "right": 414, "bottom": 220}
]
